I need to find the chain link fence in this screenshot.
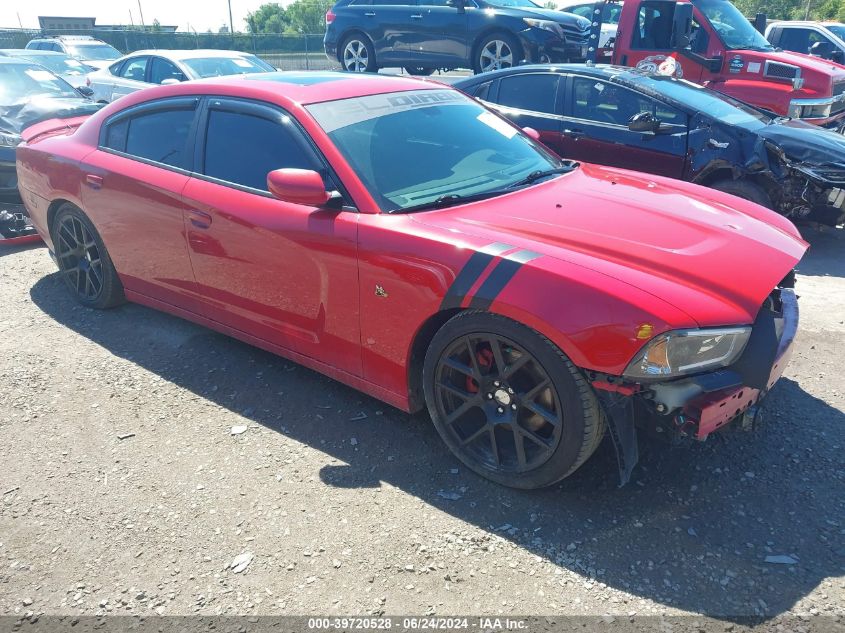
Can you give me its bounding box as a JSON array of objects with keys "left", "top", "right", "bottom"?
[{"left": 0, "top": 28, "right": 338, "bottom": 71}]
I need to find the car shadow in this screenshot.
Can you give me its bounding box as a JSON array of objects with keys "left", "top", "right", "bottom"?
[
  {"left": 796, "top": 224, "right": 845, "bottom": 278},
  {"left": 0, "top": 241, "right": 43, "bottom": 258},
  {"left": 29, "top": 272, "right": 843, "bottom": 620}
]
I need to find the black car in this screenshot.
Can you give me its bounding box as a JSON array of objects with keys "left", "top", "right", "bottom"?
[
  {"left": 455, "top": 64, "right": 845, "bottom": 225},
  {"left": 323, "top": 0, "right": 591, "bottom": 75},
  {"left": 0, "top": 57, "right": 100, "bottom": 241}
]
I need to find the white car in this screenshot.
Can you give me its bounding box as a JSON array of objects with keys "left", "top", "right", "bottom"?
[
  {"left": 550, "top": 0, "right": 620, "bottom": 53},
  {"left": 766, "top": 21, "right": 845, "bottom": 64},
  {"left": 86, "top": 49, "right": 276, "bottom": 103}
]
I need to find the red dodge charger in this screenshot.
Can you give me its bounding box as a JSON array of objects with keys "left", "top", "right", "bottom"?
[{"left": 16, "top": 72, "right": 807, "bottom": 488}]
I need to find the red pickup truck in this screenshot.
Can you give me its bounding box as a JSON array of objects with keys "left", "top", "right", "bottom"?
[{"left": 590, "top": 0, "right": 845, "bottom": 129}]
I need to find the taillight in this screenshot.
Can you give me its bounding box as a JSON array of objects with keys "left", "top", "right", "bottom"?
[{"left": 325, "top": 9, "right": 336, "bottom": 24}]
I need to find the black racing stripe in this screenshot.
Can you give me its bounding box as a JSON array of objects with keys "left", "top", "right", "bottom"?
[
  {"left": 440, "top": 242, "right": 512, "bottom": 310},
  {"left": 468, "top": 250, "right": 542, "bottom": 311}
]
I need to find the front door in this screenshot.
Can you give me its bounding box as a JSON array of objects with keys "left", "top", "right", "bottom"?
[
  {"left": 181, "top": 97, "right": 361, "bottom": 375},
  {"left": 559, "top": 75, "right": 688, "bottom": 179}
]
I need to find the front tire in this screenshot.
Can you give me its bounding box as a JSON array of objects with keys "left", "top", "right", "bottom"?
[
  {"left": 473, "top": 32, "right": 522, "bottom": 74},
  {"left": 423, "top": 311, "right": 605, "bottom": 489},
  {"left": 711, "top": 178, "right": 773, "bottom": 209},
  {"left": 340, "top": 34, "right": 378, "bottom": 73},
  {"left": 51, "top": 203, "right": 124, "bottom": 309},
  {"left": 404, "top": 66, "right": 435, "bottom": 76}
]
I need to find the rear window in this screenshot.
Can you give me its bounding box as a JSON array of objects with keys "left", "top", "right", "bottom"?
[{"left": 103, "top": 107, "right": 195, "bottom": 169}]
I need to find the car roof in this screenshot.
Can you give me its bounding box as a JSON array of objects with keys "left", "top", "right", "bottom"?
[
  {"left": 116, "top": 71, "right": 444, "bottom": 108},
  {"left": 121, "top": 49, "right": 259, "bottom": 61},
  {"left": 456, "top": 63, "right": 642, "bottom": 85},
  {"left": 0, "top": 48, "right": 65, "bottom": 56}
]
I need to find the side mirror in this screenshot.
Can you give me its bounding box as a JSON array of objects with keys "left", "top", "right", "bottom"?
[
  {"left": 160, "top": 77, "right": 181, "bottom": 85},
  {"left": 267, "top": 169, "right": 331, "bottom": 206},
  {"left": 522, "top": 126, "right": 541, "bottom": 141},
  {"left": 833, "top": 50, "right": 845, "bottom": 64},
  {"left": 629, "top": 111, "right": 659, "bottom": 133},
  {"left": 76, "top": 85, "right": 94, "bottom": 98},
  {"left": 670, "top": 2, "right": 693, "bottom": 50}
]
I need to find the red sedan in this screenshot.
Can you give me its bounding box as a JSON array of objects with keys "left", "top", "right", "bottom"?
[{"left": 17, "top": 72, "right": 807, "bottom": 488}]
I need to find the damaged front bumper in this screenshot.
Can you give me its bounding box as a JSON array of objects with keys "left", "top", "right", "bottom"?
[{"left": 592, "top": 286, "right": 798, "bottom": 486}]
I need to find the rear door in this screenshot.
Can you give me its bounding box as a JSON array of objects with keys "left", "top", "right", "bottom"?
[
  {"left": 403, "top": 0, "right": 469, "bottom": 67},
  {"left": 476, "top": 72, "right": 567, "bottom": 157},
  {"left": 349, "top": 0, "right": 416, "bottom": 63},
  {"left": 80, "top": 98, "right": 200, "bottom": 310},
  {"left": 181, "top": 97, "right": 361, "bottom": 374},
  {"left": 560, "top": 74, "right": 688, "bottom": 178}
]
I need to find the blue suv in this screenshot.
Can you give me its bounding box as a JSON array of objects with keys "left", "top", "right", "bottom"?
[{"left": 324, "top": 0, "right": 591, "bottom": 74}]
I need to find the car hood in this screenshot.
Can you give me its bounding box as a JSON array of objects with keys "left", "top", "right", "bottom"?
[
  {"left": 505, "top": 6, "right": 590, "bottom": 27},
  {"left": 411, "top": 164, "right": 807, "bottom": 324},
  {"left": 758, "top": 118, "right": 845, "bottom": 168},
  {"left": 82, "top": 59, "right": 113, "bottom": 70},
  {"left": 0, "top": 96, "right": 101, "bottom": 134}
]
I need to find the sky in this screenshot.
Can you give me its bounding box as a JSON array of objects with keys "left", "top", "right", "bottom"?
[{"left": 0, "top": 0, "right": 278, "bottom": 32}]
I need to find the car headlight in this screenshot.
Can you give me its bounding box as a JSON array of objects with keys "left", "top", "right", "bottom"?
[
  {"left": 0, "top": 131, "right": 22, "bottom": 148},
  {"left": 623, "top": 327, "right": 751, "bottom": 380},
  {"left": 523, "top": 18, "right": 563, "bottom": 36}
]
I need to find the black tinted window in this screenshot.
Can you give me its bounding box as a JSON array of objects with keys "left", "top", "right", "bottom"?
[
  {"left": 203, "top": 109, "right": 318, "bottom": 191},
  {"left": 123, "top": 108, "right": 194, "bottom": 167},
  {"left": 121, "top": 57, "right": 148, "bottom": 81},
  {"left": 633, "top": 1, "right": 674, "bottom": 49},
  {"left": 150, "top": 57, "right": 186, "bottom": 84},
  {"left": 497, "top": 74, "right": 559, "bottom": 114},
  {"left": 103, "top": 118, "right": 129, "bottom": 152}
]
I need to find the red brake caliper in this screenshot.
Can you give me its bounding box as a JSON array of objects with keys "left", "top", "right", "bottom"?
[{"left": 466, "top": 347, "right": 494, "bottom": 393}]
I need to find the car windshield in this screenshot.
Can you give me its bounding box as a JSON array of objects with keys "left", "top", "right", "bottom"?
[
  {"left": 634, "top": 74, "right": 771, "bottom": 127},
  {"left": 307, "top": 89, "right": 563, "bottom": 212},
  {"left": 0, "top": 62, "right": 79, "bottom": 104},
  {"left": 484, "top": 0, "right": 541, "bottom": 8},
  {"left": 827, "top": 25, "right": 845, "bottom": 40},
  {"left": 23, "top": 54, "right": 90, "bottom": 75},
  {"left": 694, "top": 0, "right": 773, "bottom": 50},
  {"left": 67, "top": 44, "right": 122, "bottom": 60},
  {"left": 182, "top": 55, "right": 274, "bottom": 78}
]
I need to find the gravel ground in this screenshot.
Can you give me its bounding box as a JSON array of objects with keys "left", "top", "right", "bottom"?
[{"left": 0, "top": 226, "right": 843, "bottom": 624}]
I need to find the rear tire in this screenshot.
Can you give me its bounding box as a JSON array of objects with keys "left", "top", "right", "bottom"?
[
  {"left": 51, "top": 203, "right": 124, "bottom": 309},
  {"left": 339, "top": 34, "right": 378, "bottom": 73},
  {"left": 711, "top": 178, "right": 773, "bottom": 209},
  {"left": 423, "top": 311, "right": 605, "bottom": 489}
]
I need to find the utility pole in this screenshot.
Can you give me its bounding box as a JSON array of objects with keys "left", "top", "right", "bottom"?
[
  {"left": 228, "top": 0, "right": 235, "bottom": 36},
  {"left": 805, "top": 0, "right": 812, "bottom": 20},
  {"left": 137, "top": 0, "right": 146, "bottom": 30}
]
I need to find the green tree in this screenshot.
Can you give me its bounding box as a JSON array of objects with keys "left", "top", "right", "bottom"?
[
  {"left": 245, "top": 3, "right": 290, "bottom": 33},
  {"left": 543, "top": 0, "right": 557, "bottom": 8},
  {"left": 285, "top": 0, "right": 334, "bottom": 33},
  {"left": 151, "top": 18, "right": 162, "bottom": 32}
]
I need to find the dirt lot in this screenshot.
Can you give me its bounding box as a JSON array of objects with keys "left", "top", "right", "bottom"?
[{"left": 0, "top": 226, "right": 843, "bottom": 623}]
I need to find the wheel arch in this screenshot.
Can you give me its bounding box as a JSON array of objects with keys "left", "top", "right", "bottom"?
[{"left": 406, "top": 308, "right": 464, "bottom": 412}]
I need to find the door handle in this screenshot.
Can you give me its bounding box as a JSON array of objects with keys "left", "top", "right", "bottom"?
[
  {"left": 563, "top": 128, "right": 585, "bottom": 140},
  {"left": 364, "top": 11, "right": 376, "bottom": 16},
  {"left": 188, "top": 210, "right": 212, "bottom": 229},
  {"left": 85, "top": 174, "right": 103, "bottom": 189},
  {"left": 410, "top": 13, "right": 423, "bottom": 18}
]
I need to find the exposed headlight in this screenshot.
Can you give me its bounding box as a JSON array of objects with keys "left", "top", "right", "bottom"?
[
  {"left": 623, "top": 327, "right": 751, "bottom": 380},
  {"left": 0, "top": 131, "right": 22, "bottom": 147},
  {"left": 523, "top": 18, "right": 563, "bottom": 36},
  {"left": 788, "top": 96, "right": 840, "bottom": 120}
]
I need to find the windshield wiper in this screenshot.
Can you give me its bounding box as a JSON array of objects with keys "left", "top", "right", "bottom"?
[
  {"left": 507, "top": 164, "right": 577, "bottom": 189},
  {"left": 387, "top": 191, "right": 502, "bottom": 214}
]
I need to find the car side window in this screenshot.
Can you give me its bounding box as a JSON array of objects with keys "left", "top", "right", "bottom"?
[
  {"left": 571, "top": 77, "right": 685, "bottom": 127},
  {"left": 150, "top": 57, "right": 187, "bottom": 84},
  {"left": 102, "top": 107, "right": 195, "bottom": 168},
  {"left": 108, "top": 60, "right": 124, "bottom": 76},
  {"left": 778, "top": 28, "right": 812, "bottom": 53},
  {"left": 465, "top": 80, "right": 492, "bottom": 100},
  {"left": 568, "top": 5, "right": 593, "bottom": 19},
  {"left": 632, "top": 1, "right": 674, "bottom": 50},
  {"left": 497, "top": 74, "right": 559, "bottom": 115},
  {"left": 120, "top": 57, "right": 149, "bottom": 82},
  {"left": 201, "top": 107, "right": 323, "bottom": 192}
]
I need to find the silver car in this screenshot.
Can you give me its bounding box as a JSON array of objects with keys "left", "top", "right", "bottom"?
[
  {"left": 0, "top": 49, "right": 96, "bottom": 89},
  {"left": 87, "top": 49, "right": 276, "bottom": 103}
]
